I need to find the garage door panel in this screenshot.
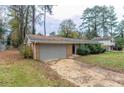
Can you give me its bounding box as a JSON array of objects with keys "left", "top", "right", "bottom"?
[{"left": 40, "top": 44, "right": 66, "bottom": 61}]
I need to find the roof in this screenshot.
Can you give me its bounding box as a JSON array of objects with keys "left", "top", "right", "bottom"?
[
  {"left": 26, "top": 34, "right": 99, "bottom": 44},
  {"left": 92, "top": 37, "right": 113, "bottom": 41}
]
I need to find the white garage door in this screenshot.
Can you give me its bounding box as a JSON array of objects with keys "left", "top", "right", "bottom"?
[{"left": 40, "top": 44, "right": 67, "bottom": 61}]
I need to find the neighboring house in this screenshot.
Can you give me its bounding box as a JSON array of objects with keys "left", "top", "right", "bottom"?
[
  {"left": 25, "top": 34, "right": 99, "bottom": 62},
  {"left": 92, "top": 37, "right": 115, "bottom": 51}
]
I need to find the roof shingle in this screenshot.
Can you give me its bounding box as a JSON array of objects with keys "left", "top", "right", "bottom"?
[{"left": 27, "top": 34, "right": 99, "bottom": 44}]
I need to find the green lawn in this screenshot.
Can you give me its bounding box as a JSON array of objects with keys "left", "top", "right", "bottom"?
[
  {"left": 0, "top": 59, "right": 74, "bottom": 87},
  {"left": 75, "top": 51, "right": 124, "bottom": 72}
]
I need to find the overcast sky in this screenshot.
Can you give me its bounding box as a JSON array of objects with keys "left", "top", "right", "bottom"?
[
  {"left": 40, "top": 4, "right": 124, "bottom": 35},
  {"left": 36, "top": 0, "right": 124, "bottom": 34},
  {"left": 48, "top": 1, "right": 124, "bottom": 21}
]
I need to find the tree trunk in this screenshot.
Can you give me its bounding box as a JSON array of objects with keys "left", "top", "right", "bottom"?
[
  {"left": 23, "top": 6, "right": 29, "bottom": 38},
  {"left": 44, "top": 6, "right": 46, "bottom": 36},
  {"left": 32, "top": 5, "right": 36, "bottom": 34},
  {"left": 19, "top": 5, "right": 24, "bottom": 43},
  {"left": 94, "top": 13, "right": 98, "bottom": 37},
  {"left": 94, "top": 18, "right": 97, "bottom": 37},
  {"left": 110, "top": 25, "right": 113, "bottom": 37}
]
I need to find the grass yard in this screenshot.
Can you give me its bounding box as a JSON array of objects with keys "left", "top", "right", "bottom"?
[
  {"left": 75, "top": 51, "right": 124, "bottom": 72},
  {"left": 0, "top": 50, "right": 75, "bottom": 87}
]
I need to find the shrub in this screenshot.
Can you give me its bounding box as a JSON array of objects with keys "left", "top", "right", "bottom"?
[
  {"left": 113, "top": 46, "right": 122, "bottom": 51},
  {"left": 87, "top": 44, "right": 96, "bottom": 54},
  {"left": 77, "top": 44, "right": 106, "bottom": 56},
  {"left": 100, "top": 48, "right": 106, "bottom": 53},
  {"left": 114, "top": 37, "right": 124, "bottom": 51},
  {"left": 95, "top": 44, "right": 103, "bottom": 54},
  {"left": 87, "top": 44, "right": 106, "bottom": 54},
  {"left": 19, "top": 44, "right": 33, "bottom": 58},
  {"left": 77, "top": 47, "right": 90, "bottom": 55}
]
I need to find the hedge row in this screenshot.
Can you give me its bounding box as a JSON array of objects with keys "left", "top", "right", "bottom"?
[{"left": 77, "top": 44, "right": 106, "bottom": 56}]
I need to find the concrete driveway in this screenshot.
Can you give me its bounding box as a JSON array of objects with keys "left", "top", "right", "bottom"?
[{"left": 49, "top": 59, "right": 124, "bottom": 87}]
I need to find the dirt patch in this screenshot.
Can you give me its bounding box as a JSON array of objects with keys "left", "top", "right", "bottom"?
[
  {"left": 50, "top": 59, "right": 124, "bottom": 87},
  {"left": 0, "top": 49, "right": 23, "bottom": 63}
]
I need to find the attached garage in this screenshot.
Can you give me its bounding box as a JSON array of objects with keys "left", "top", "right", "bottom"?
[
  {"left": 40, "top": 44, "right": 66, "bottom": 61},
  {"left": 25, "top": 34, "right": 99, "bottom": 62}
]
